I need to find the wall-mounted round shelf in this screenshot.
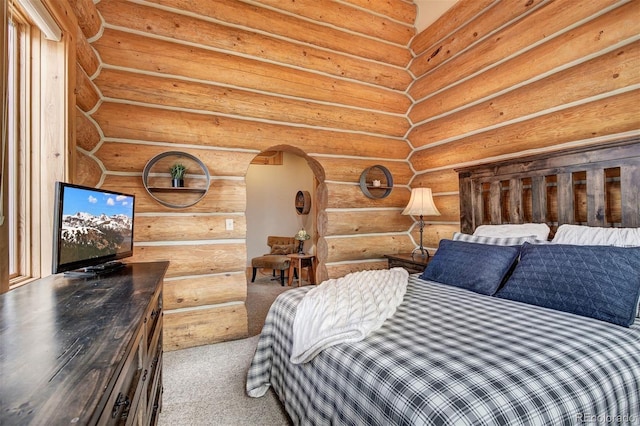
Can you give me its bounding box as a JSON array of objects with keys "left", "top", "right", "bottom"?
[
  {"left": 295, "top": 190, "right": 311, "bottom": 215},
  {"left": 142, "top": 151, "right": 210, "bottom": 208},
  {"left": 359, "top": 165, "right": 393, "bottom": 199}
]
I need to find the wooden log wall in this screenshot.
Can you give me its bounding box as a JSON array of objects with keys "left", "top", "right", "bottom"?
[
  {"left": 70, "top": 0, "right": 416, "bottom": 350},
  {"left": 408, "top": 0, "right": 640, "bottom": 251},
  {"left": 65, "top": 0, "right": 639, "bottom": 350}
]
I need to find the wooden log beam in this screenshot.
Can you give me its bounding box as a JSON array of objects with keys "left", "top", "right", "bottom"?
[
  {"left": 94, "top": 69, "right": 409, "bottom": 137},
  {"left": 101, "top": 175, "right": 246, "bottom": 214},
  {"left": 326, "top": 261, "right": 388, "bottom": 280},
  {"left": 141, "top": 0, "right": 412, "bottom": 67},
  {"left": 91, "top": 103, "right": 409, "bottom": 158},
  {"left": 164, "top": 304, "right": 247, "bottom": 351},
  {"left": 164, "top": 273, "right": 247, "bottom": 310},
  {"left": 75, "top": 107, "right": 100, "bottom": 151},
  {"left": 75, "top": 26, "right": 99, "bottom": 77},
  {"left": 326, "top": 235, "right": 413, "bottom": 262},
  {"left": 251, "top": 0, "right": 415, "bottom": 45},
  {"left": 409, "top": 91, "right": 640, "bottom": 172},
  {"left": 340, "top": 0, "right": 416, "bottom": 25},
  {"left": 74, "top": 151, "right": 102, "bottom": 187},
  {"left": 420, "top": 224, "right": 460, "bottom": 247},
  {"left": 410, "top": 0, "right": 544, "bottom": 77},
  {"left": 130, "top": 243, "right": 246, "bottom": 278},
  {"left": 319, "top": 158, "right": 412, "bottom": 183},
  {"left": 94, "top": 30, "right": 410, "bottom": 114},
  {"left": 135, "top": 215, "right": 246, "bottom": 242},
  {"left": 97, "top": 0, "right": 412, "bottom": 91},
  {"left": 69, "top": 0, "right": 101, "bottom": 39},
  {"left": 327, "top": 183, "right": 409, "bottom": 209},
  {"left": 410, "top": 0, "right": 494, "bottom": 56},
  {"left": 409, "top": 41, "right": 640, "bottom": 144},
  {"left": 409, "top": 0, "right": 633, "bottom": 102},
  {"left": 96, "top": 142, "right": 255, "bottom": 177},
  {"left": 325, "top": 210, "right": 412, "bottom": 236},
  {"left": 75, "top": 63, "right": 99, "bottom": 112},
  {"left": 411, "top": 169, "right": 460, "bottom": 193}
]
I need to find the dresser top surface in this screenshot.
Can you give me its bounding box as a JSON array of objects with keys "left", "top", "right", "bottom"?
[{"left": 0, "top": 261, "right": 168, "bottom": 424}]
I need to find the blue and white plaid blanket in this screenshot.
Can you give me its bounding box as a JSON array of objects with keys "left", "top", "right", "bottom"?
[{"left": 247, "top": 274, "right": 640, "bottom": 425}]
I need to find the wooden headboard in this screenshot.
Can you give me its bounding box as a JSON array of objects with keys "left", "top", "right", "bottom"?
[{"left": 456, "top": 138, "right": 640, "bottom": 236}]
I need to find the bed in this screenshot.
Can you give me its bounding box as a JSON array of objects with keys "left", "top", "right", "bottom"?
[{"left": 246, "top": 139, "right": 640, "bottom": 425}]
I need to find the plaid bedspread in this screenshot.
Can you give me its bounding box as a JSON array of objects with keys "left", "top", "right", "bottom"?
[{"left": 246, "top": 275, "right": 640, "bottom": 425}]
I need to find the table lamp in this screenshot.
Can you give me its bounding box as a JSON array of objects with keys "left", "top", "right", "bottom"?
[{"left": 402, "top": 188, "right": 441, "bottom": 259}]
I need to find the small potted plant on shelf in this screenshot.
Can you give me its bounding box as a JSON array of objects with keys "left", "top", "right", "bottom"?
[{"left": 170, "top": 163, "right": 187, "bottom": 187}]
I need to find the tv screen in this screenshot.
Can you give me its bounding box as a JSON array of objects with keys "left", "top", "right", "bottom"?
[{"left": 52, "top": 182, "right": 135, "bottom": 275}]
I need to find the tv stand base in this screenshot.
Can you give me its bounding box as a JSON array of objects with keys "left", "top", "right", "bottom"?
[{"left": 65, "top": 261, "right": 125, "bottom": 278}]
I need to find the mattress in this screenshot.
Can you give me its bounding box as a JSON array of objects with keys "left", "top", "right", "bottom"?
[{"left": 246, "top": 274, "right": 640, "bottom": 425}]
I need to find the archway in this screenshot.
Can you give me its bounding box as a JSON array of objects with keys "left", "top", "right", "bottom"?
[{"left": 245, "top": 145, "right": 328, "bottom": 284}]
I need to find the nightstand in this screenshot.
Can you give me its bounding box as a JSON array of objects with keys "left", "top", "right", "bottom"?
[{"left": 384, "top": 253, "right": 432, "bottom": 274}]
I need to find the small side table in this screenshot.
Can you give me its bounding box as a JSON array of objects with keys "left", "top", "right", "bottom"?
[
  {"left": 287, "top": 253, "right": 316, "bottom": 287},
  {"left": 384, "top": 253, "right": 432, "bottom": 274}
]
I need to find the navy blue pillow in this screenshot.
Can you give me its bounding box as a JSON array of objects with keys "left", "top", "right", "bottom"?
[
  {"left": 496, "top": 243, "right": 640, "bottom": 327},
  {"left": 420, "top": 239, "right": 520, "bottom": 295}
]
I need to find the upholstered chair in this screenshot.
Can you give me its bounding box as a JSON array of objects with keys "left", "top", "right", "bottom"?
[{"left": 251, "top": 236, "right": 297, "bottom": 286}]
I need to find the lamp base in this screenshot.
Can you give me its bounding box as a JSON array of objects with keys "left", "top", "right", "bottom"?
[{"left": 411, "top": 246, "right": 430, "bottom": 260}]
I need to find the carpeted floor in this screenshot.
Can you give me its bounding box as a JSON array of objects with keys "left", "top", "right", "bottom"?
[
  {"left": 246, "top": 270, "right": 298, "bottom": 336},
  {"left": 158, "top": 273, "right": 296, "bottom": 425},
  {"left": 158, "top": 335, "right": 291, "bottom": 426}
]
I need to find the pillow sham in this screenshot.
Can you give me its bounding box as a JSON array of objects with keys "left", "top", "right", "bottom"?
[
  {"left": 496, "top": 243, "right": 640, "bottom": 327},
  {"left": 552, "top": 224, "right": 640, "bottom": 247},
  {"left": 420, "top": 239, "right": 520, "bottom": 296},
  {"left": 473, "top": 223, "right": 551, "bottom": 241},
  {"left": 452, "top": 232, "right": 538, "bottom": 246}
]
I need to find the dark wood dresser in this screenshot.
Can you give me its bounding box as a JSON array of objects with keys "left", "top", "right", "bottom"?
[{"left": 0, "top": 261, "right": 169, "bottom": 425}]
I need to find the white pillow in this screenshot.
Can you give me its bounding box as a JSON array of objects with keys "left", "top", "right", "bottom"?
[
  {"left": 473, "top": 223, "right": 551, "bottom": 241},
  {"left": 452, "top": 232, "right": 538, "bottom": 246},
  {"left": 552, "top": 224, "right": 640, "bottom": 247}
]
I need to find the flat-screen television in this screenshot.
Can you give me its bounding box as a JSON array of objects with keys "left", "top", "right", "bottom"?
[{"left": 52, "top": 182, "right": 135, "bottom": 275}]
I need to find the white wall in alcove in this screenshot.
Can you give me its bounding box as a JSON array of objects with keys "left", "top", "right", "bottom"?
[{"left": 246, "top": 152, "right": 315, "bottom": 267}]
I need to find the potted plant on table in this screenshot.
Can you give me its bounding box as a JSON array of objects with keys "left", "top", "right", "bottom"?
[{"left": 170, "top": 163, "right": 187, "bottom": 187}]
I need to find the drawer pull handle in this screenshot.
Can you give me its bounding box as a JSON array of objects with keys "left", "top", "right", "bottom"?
[
  {"left": 142, "top": 368, "right": 148, "bottom": 382},
  {"left": 111, "top": 393, "right": 130, "bottom": 419}
]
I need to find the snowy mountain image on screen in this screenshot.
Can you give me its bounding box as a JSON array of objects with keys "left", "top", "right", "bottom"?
[{"left": 59, "top": 212, "right": 133, "bottom": 264}]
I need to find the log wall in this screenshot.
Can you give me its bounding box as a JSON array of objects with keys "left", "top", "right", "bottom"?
[
  {"left": 65, "top": 0, "right": 640, "bottom": 350},
  {"left": 70, "top": 0, "right": 416, "bottom": 350},
  {"left": 408, "top": 0, "right": 640, "bottom": 250}
]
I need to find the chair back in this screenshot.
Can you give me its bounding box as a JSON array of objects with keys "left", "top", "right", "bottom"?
[
  {"left": 266, "top": 236, "right": 296, "bottom": 254},
  {"left": 267, "top": 236, "right": 296, "bottom": 247}
]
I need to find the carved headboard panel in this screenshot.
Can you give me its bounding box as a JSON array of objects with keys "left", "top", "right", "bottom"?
[{"left": 456, "top": 138, "right": 640, "bottom": 236}]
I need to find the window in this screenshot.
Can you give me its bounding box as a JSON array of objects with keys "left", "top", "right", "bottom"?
[
  {"left": 3, "top": 0, "right": 69, "bottom": 288},
  {"left": 6, "top": 4, "right": 32, "bottom": 284}
]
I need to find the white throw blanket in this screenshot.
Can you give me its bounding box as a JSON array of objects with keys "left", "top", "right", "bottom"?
[{"left": 290, "top": 267, "right": 409, "bottom": 364}]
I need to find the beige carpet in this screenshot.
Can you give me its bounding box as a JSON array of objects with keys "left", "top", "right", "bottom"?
[
  {"left": 246, "top": 270, "right": 298, "bottom": 336},
  {"left": 158, "top": 336, "right": 291, "bottom": 426},
  {"left": 158, "top": 272, "right": 297, "bottom": 425}
]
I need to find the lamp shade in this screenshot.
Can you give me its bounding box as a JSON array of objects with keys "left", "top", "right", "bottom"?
[{"left": 402, "top": 188, "right": 441, "bottom": 216}]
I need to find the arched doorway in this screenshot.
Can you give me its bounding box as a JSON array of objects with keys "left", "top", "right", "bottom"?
[{"left": 245, "top": 145, "right": 327, "bottom": 284}]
